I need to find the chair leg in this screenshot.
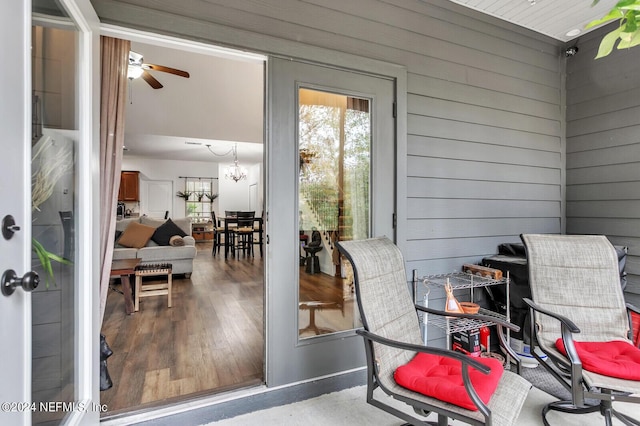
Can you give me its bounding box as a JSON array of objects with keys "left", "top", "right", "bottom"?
[
  {"left": 541, "top": 400, "right": 600, "bottom": 426},
  {"left": 612, "top": 409, "right": 640, "bottom": 426}
]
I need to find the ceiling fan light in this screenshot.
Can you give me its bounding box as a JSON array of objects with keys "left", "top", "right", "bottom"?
[{"left": 128, "top": 65, "right": 144, "bottom": 80}]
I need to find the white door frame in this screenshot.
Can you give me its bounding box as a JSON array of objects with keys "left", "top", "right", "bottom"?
[{"left": 0, "top": 0, "right": 100, "bottom": 424}]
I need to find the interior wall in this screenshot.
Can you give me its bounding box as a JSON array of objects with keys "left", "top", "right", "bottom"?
[
  {"left": 122, "top": 155, "right": 264, "bottom": 219},
  {"left": 565, "top": 23, "right": 640, "bottom": 305},
  {"left": 122, "top": 156, "right": 220, "bottom": 218}
]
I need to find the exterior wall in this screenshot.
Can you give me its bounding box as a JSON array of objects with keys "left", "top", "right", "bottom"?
[
  {"left": 565, "top": 24, "right": 640, "bottom": 305},
  {"left": 92, "top": 0, "right": 566, "bottom": 363},
  {"left": 93, "top": 0, "right": 565, "bottom": 274}
]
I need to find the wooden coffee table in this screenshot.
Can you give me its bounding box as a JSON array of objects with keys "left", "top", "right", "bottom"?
[{"left": 110, "top": 258, "right": 141, "bottom": 315}]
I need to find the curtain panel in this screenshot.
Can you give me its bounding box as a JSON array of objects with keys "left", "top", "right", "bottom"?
[{"left": 99, "top": 36, "right": 130, "bottom": 321}]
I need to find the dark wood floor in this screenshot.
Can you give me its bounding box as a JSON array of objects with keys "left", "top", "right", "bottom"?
[
  {"left": 101, "top": 242, "right": 264, "bottom": 415},
  {"left": 100, "top": 242, "right": 353, "bottom": 415}
]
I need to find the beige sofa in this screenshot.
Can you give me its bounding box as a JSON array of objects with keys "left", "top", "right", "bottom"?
[{"left": 114, "top": 216, "right": 197, "bottom": 277}]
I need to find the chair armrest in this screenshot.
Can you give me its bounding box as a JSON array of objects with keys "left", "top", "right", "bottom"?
[
  {"left": 356, "top": 328, "right": 494, "bottom": 416},
  {"left": 522, "top": 297, "right": 584, "bottom": 373},
  {"left": 182, "top": 236, "right": 196, "bottom": 246},
  {"left": 522, "top": 298, "right": 580, "bottom": 333},
  {"left": 415, "top": 305, "right": 520, "bottom": 333},
  {"left": 627, "top": 302, "right": 640, "bottom": 315},
  {"left": 356, "top": 328, "right": 490, "bottom": 374}
]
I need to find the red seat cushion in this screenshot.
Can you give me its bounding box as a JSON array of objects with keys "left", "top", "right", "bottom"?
[
  {"left": 632, "top": 311, "right": 640, "bottom": 348},
  {"left": 394, "top": 352, "right": 504, "bottom": 411},
  {"left": 555, "top": 339, "right": 640, "bottom": 380}
]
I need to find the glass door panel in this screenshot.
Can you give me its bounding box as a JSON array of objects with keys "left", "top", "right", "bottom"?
[
  {"left": 298, "top": 88, "right": 370, "bottom": 339},
  {"left": 31, "top": 12, "right": 78, "bottom": 425}
]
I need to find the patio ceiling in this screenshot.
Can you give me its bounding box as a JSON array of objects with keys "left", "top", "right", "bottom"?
[{"left": 446, "top": 0, "right": 618, "bottom": 42}]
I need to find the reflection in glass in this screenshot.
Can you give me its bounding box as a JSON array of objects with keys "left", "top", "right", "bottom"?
[
  {"left": 31, "top": 19, "right": 77, "bottom": 425},
  {"left": 298, "top": 88, "right": 371, "bottom": 339}
]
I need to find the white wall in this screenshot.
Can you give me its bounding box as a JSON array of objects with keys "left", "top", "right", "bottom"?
[
  {"left": 217, "top": 162, "right": 263, "bottom": 215},
  {"left": 122, "top": 155, "right": 263, "bottom": 219}
]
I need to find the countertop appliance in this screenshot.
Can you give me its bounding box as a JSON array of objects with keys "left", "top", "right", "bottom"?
[{"left": 117, "top": 202, "right": 125, "bottom": 219}]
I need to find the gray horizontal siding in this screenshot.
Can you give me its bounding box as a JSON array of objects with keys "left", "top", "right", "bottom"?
[
  {"left": 93, "top": 0, "right": 564, "bottom": 274},
  {"left": 566, "top": 23, "right": 640, "bottom": 299}
]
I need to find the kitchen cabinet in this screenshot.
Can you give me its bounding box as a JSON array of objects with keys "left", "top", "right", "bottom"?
[{"left": 118, "top": 171, "right": 139, "bottom": 201}]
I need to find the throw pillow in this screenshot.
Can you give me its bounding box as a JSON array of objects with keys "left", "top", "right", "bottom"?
[
  {"left": 169, "top": 236, "right": 185, "bottom": 246},
  {"left": 117, "top": 222, "right": 156, "bottom": 249},
  {"left": 152, "top": 218, "right": 188, "bottom": 246},
  {"left": 114, "top": 230, "right": 122, "bottom": 243},
  {"left": 394, "top": 352, "right": 504, "bottom": 411}
]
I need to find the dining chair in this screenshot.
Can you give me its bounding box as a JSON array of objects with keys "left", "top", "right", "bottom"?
[
  {"left": 252, "top": 211, "right": 264, "bottom": 257},
  {"left": 211, "top": 211, "right": 226, "bottom": 256},
  {"left": 232, "top": 211, "right": 255, "bottom": 257}
]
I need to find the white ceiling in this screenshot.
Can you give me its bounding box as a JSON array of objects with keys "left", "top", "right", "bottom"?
[
  {"left": 447, "top": 0, "right": 618, "bottom": 42},
  {"left": 123, "top": 40, "right": 265, "bottom": 164}
]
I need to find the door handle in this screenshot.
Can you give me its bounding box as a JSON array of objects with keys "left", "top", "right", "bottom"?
[
  {"left": 2, "top": 215, "right": 21, "bottom": 240},
  {"left": 1, "top": 269, "right": 39, "bottom": 296}
]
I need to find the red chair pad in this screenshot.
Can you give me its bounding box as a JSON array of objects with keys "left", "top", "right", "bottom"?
[
  {"left": 555, "top": 339, "right": 640, "bottom": 380},
  {"left": 394, "top": 352, "right": 504, "bottom": 411},
  {"left": 632, "top": 311, "right": 640, "bottom": 348}
]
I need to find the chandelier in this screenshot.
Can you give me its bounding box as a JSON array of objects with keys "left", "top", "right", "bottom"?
[
  {"left": 205, "top": 143, "right": 248, "bottom": 182},
  {"left": 224, "top": 144, "right": 247, "bottom": 182}
]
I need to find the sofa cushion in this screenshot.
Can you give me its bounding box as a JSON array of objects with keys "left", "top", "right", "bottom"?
[
  {"left": 117, "top": 222, "right": 156, "bottom": 248},
  {"left": 112, "top": 247, "right": 138, "bottom": 260},
  {"left": 116, "top": 218, "right": 139, "bottom": 233},
  {"left": 151, "top": 218, "right": 188, "bottom": 246},
  {"left": 140, "top": 216, "right": 166, "bottom": 229},
  {"left": 137, "top": 245, "right": 197, "bottom": 262}
]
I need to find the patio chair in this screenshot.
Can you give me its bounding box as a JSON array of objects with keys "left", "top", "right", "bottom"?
[
  {"left": 337, "top": 237, "right": 531, "bottom": 426},
  {"left": 520, "top": 234, "right": 640, "bottom": 426}
]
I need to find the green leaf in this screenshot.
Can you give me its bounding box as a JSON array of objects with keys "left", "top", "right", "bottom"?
[
  {"left": 617, "top": 28, "right": 640, "bottom": 47},
  {"left": 614, "top": 0, "right": 638, "bottom": 8},
  {"left": 586, "top": 9, "right": 624, "bottom": 29},
  {"left": 595, "top": 27, "right": 624, "bottom": 58},
  {"left": 31, "top": 238, "right": 72, "bottom": 288},
  {"left": 32, "top": 238, "right": 55, "bottom": 287}
]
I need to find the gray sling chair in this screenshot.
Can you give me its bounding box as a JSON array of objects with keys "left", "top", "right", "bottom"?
[
  {"left": 337, "top": 237, "right": 531, "bottom": 426},
  {"left": 520, "top": 234, "right": 640, "bottom": 426}
]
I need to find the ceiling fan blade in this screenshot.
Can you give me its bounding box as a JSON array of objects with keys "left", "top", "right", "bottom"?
[
  {"left": 144, "top": 63, "right": 190, "bottom": 78},
  {"left": 141, "top": 70, "right": 163, "bottom": 89}
]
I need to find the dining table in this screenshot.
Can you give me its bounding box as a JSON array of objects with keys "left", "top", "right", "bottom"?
[{"left": 219, "top": 215, "right": 264, "bottom": 259}]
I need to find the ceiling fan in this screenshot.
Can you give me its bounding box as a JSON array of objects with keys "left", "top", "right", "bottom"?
[{"left": 128, "top": 50, "right": 190, "bottom": 89}]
